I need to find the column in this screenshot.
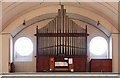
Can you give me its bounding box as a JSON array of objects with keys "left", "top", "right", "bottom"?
[
  {"left": 111, "top": 34, "right": 118, "bottom": 72},
  {"left": 2, "top": 34, "right": 10, "bottom": 73}
]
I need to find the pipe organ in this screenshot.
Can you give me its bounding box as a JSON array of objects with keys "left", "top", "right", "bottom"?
[{"left": 35, "top": 5, "right": 89, "bottom": 72}]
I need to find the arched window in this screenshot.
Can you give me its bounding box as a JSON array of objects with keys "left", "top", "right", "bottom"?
[
  {"left": 89, "top": 36, "right": 108, "bottom": 55},
  {"left": 15, "top": 37, "right": 33, "bottom": 56}
]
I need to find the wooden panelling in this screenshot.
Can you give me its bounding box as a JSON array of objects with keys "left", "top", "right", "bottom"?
[
  {"left": 9, "top": 63, "right": 15, "bottom": 72},
  {"left": 73, "top": 57, "right": 86, "bottom": 72},
  {"left": 36, "top": 56, "right": 87, "bottom": 72},
  {"left": 69, "top": 64, "right": 74, "bottom": 71},
  {"left": 36, "top": 56, "right": 49, "bottom": 72},
  {"left": 90, "top": 59, "right": 112, "bottom": 72}
]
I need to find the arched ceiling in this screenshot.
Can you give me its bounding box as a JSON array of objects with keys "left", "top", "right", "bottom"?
[{"left": 2, "top": 2, "right": 118, "bottom": 34}]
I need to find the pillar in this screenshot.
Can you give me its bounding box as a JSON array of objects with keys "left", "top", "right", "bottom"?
[
  {"left": 2, "top": 34, "right": 10, "bottom": 73},
  {"left": 111, "top": 34, "right": 118, "bottom": 72}
]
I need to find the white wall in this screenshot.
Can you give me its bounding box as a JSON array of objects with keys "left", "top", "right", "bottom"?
[
  {"left": 14, "top": 20, "right": 51, "bottom": 72},
  {"left": 74, "top": 20, "right": 109, "bottom": 61},
  {"left": 14, "top": 25, "right": 36, "bottom": 72},
  {"left": 109, "top": 36, "right": 112, "bottom": 59},
  {"left": 88, "top": 25, "right": 109, "bottom": 60},
  {"left": 13, "top": 18, "right": 108, "bottom": 72}
]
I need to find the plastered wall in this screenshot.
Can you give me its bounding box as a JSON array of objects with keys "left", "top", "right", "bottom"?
[{"left": 13, "top": 20, "right": 51, "bottom": 72}]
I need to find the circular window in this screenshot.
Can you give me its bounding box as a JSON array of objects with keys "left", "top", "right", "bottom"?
[
  {"left": 15, "top": 37, "right": 33, "bottom": 56},
  {"left": 89, "top": 36, "right": 108, "bottom": 55}
]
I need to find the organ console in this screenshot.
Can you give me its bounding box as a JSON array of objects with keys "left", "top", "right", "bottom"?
[{"left": 35, "top": 5, "right": 89, "bottom": 72}]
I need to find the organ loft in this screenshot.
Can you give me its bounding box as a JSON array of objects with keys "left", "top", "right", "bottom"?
[{"left": 34, "top": 5, "right": 112, "bottom": 72}]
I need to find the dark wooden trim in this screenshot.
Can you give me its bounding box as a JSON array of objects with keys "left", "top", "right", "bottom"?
[
  {"left": 36, "top": 55, "right": 87, "bottom": 57},
  {"left": 85, "top": 25, "right": 87, "bottom": 71},
  {"left": 35, "top": 33, "right": 89, "bottom": 37},
  {"left": 36, "top": 26, "right": 39, "bottom": 72},
  {"left": 9, "top": 62, "right": 15, "bottom": 72},
  {"left": 38, "top": 44, "right": 86, "bottom": 50}
]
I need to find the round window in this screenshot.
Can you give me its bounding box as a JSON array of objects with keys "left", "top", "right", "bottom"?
[
  {"left": 15, "top": 37, "right": 33, "bottom": 56},
  {"left": 89, "top": 36, "right": 108, "bottom": 55}
]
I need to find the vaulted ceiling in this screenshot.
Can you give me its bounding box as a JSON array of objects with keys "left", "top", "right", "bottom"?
[{"left": 1, "top": 1, "right": 118, "bottom": 33}]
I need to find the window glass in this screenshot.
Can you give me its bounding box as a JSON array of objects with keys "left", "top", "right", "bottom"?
[
  {"left": 15, "top": 37, "right": 33, "bottom": 56},
  {"left": 89, "top": 36, "right": 108, "bottom": 55}
]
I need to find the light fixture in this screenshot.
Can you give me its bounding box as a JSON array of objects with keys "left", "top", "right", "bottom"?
[
  {"left": 22, "top": 20, "right": 26, "bottom": 25},
  {"left": 71, "top": 69, "right": 74, "bottom": 72},
  {"left": 97, "top": 21, "right": 100, "bottom": 26}
]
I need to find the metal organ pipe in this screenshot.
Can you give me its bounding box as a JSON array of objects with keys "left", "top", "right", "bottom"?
[
  {"left": 35, "top": 5, "right": 89, "bottom": 57},
  {"left": 57, "top": 17, "right": 58, "bottom": 55}
]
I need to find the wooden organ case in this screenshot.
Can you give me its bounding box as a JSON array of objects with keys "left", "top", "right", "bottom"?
[
  {"left": 35, "top": 5, "right": 89, "bottom": 72},
  {"left": 90, "top": 59, "right": 112, "bottom": 72}
]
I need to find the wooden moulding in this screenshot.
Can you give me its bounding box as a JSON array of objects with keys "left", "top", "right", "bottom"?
[
  {"left": 35, "top": 33, "right": 89, "bottom": 37},
  {"left": 50, "top": 57, "right": 55, "bottom": 71}
]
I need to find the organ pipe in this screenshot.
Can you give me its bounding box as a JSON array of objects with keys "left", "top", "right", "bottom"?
[{"left": 35, "top": 5, "right": 89, "bottom": 56}]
